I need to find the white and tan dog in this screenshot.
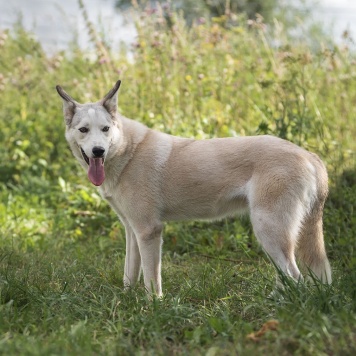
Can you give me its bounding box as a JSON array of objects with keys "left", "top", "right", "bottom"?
[{"left": 56, "top": 80, "right": 332, "bottom": 296}]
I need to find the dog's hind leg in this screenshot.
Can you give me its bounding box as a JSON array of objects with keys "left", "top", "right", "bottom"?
[
  {"left": 250, "top": 206, "right": 302, "bottom": 281},
  {"left": 123, "top": 223, "right": 142, "bottom": 289},
  {"left": 135, "top": 223, "right": 163, "bottom": 297}
]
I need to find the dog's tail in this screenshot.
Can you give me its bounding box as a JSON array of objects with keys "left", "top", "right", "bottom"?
[
  {"left": 297, "top": 211, "right": 332, "bottom": 283},
  {"left": 297, "top": 163, "right": 332, "bottom": 284}
]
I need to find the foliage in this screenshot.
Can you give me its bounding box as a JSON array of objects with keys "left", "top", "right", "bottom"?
[
  {"left": 0, "top": 4, "right": 355, "bottom": 355},
  {"left": 115, "top": 0, "right": 302, "bottom": 26}
]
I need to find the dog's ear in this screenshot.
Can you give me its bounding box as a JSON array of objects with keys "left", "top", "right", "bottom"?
[
  {"left": 56, "top": 85, "right": 78, "bottom": 126},
  {"left": 101, "top": 80, "right": 121, "bottom": 116}
]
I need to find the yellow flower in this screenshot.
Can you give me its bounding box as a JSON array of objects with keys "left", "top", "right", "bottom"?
[{"left": 185, "top": 75, "right": 192, "bottom": 81}]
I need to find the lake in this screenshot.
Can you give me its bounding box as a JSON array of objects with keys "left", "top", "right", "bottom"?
[
  {"left": 0, "top": 0, "right": 355, "bottom": 54},
  {"left": 0, "top": 0, "right": 136, "bottom": 53}
]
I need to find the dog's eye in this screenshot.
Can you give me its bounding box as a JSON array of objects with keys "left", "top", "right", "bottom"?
[
  {"left": 79, "top": 127, "right": 89, "bottom": 133},
  {"left": 102, "top": 126, "right": 110, "bottom": 132}
]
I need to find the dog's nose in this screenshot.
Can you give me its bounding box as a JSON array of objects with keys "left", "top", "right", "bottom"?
[{"left": 92, "top": 146, "right": 105, "bottom": 158}]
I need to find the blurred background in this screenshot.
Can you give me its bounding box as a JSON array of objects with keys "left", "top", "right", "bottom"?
[{"left": 0, "top": 0, "right": 355, "bottom": 53}]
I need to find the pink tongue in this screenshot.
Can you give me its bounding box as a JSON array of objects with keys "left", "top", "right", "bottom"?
[{"left": 88, "top": 157, "right": 105, "bottom": 186}]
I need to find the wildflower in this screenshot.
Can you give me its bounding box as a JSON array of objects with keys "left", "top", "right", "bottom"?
[
  {"left": 225, "top": 54, "right": 234, "bottom": 66},
  {"left": 0, "top": 32, "right": 8, "bottom": 40},
  {"left": 162, "top": 2, "right": 170, "bottom": 11},
  {"left": 185, "top": 75, "right": 192, "bottom": 81},
  {"left": 197, "top": 17, "right": 206, "bottom": 25},
  {"left": 146, "top": 8, "right": 157, "bottom": 16},
  {"left": 342, "top": 30, "right": 350, "bottom": 39}
]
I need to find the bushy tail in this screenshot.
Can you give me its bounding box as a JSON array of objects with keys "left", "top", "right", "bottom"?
[{"left": 297, "top": 203, "right": 332, "bottom": 284}]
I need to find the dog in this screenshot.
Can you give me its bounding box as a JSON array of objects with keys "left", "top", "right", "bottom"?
[{"left": 56, "top": 80, "right": 332, "bottom": 296}]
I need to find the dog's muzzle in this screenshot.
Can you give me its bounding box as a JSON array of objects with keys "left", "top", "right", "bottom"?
[{"left": 80, "top": 146, "right": 106, "bottom": 186}]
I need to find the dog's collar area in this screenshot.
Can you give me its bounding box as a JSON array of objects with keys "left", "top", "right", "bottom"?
[{"left": 80, "top": 147, "right": 90, "bottom": 165}]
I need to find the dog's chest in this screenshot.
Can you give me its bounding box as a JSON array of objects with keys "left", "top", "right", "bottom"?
[{"left": 98, "top": 178, "right": 116, "bottom": 201}]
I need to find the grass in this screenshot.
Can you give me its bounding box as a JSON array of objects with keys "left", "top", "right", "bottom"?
[
  {"left": 0, "top": 3, "right": 356, "bottom": 355},
  {"left": 1, "top": 244, "right": 356, "bottom": 354}
]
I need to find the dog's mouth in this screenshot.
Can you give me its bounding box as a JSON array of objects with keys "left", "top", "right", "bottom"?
[
  {"left": 80, "top": 147, "right": 90, "bottom": 165},
  {"left": 80, "top": 147, "right": 105, "bottom": 186}
]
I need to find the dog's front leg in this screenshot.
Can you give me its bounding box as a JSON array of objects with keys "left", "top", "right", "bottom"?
[
  {"left": 123, "top": 224, "right": 142, "bottom": 289},
  {"left": 135, "top": 223, "right": 163, "bottom": 297}
]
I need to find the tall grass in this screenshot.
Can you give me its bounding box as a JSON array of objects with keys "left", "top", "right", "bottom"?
[{"left": 0, "top": 3, "right": 355, "bottom": 355}]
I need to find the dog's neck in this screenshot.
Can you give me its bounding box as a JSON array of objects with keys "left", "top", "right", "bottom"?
[{"left": 104, "top": 115, "right": 149, "bottom": 181}]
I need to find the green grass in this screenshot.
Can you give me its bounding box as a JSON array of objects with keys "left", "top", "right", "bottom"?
[
  {"left": 1, "top": 242, "right": 356, "bottom": 354},
  {"left": 0, "top": 4, "right": 356, "bottom": 355}
]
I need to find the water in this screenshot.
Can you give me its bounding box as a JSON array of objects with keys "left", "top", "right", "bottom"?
[
  {"left": 0, "top": 0, "right": 355, "bottom": 54},
  {"left": 318, "top": 0, "right": 356, "bottom": 40},
  {"left": 0, "top": 0, "right": 136, "bottom": 53}
]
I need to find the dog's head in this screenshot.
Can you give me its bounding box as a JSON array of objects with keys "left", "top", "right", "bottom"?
[{"left": 56, "top": 80, "right": 122, "bottom": 186}]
